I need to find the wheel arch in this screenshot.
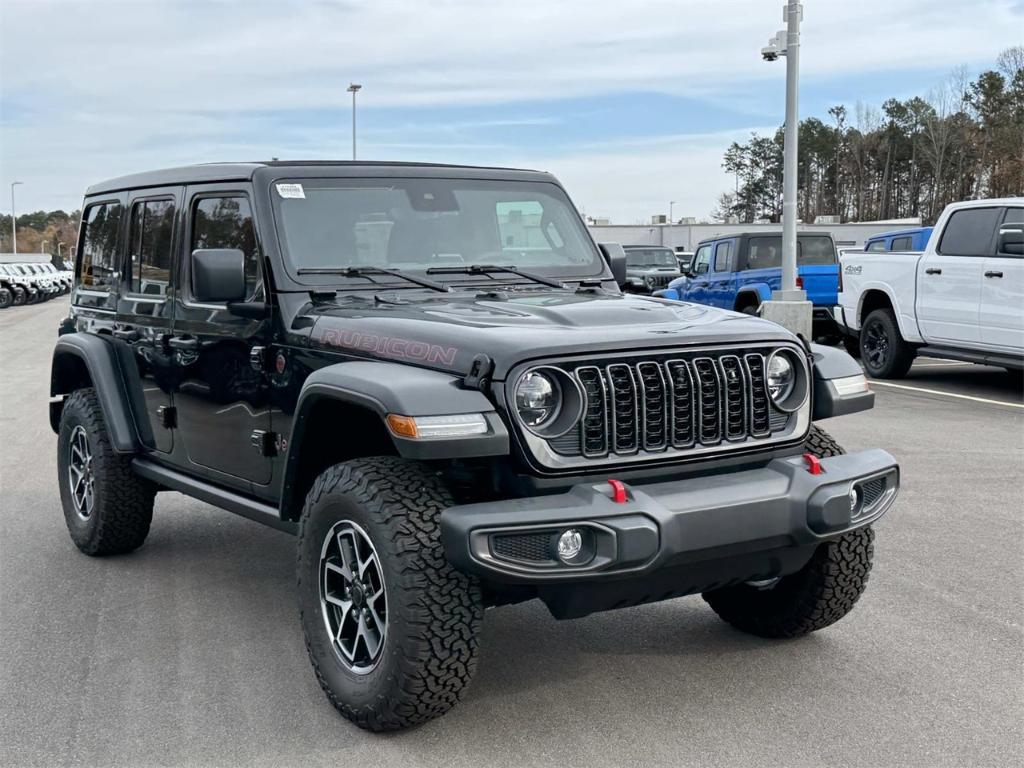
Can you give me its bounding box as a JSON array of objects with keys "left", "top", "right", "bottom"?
[
  {"left": 279, "top": 361, "right": 508, "bottom": 521},
  {"left": 734, "top": 287, "right": 767, "bottom": 312}
]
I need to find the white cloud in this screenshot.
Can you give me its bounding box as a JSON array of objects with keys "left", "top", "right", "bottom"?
[{"left": 1, "top": 0, "right": 1020, "bottom": 219}]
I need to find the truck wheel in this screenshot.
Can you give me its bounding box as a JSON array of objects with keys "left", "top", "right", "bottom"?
[
  {"left": 860, "top": 308, "right": 914, "bottom": 378},
  {"left": 740, "top": 304, "right": 758, "bottom": 316},
  {"left": 12, "top": 287, "right": 26, "bottom": 306},
  {"left": 57, "top": 388, "right": 156, "bottom": 555},
  {"left": 0, "top": 287, "right": 12, "bottom": 309},
  {"left": 297, "top": 456, "right": 484, "bottom": 731},
  {"left": 701, "top": 426, "right": 875, "bottom": 638}
]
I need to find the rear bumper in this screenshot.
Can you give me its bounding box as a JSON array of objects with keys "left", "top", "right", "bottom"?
[{"left": 441, "top": 449, "right": 899, "bottom": 589}]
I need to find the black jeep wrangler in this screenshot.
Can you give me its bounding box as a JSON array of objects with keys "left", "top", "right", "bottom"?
[{"left": 50, "top": 162, "right": 898, "bottom": 731}]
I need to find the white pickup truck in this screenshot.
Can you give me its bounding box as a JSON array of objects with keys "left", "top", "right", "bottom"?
[{"left": 835, "top": 198, "right": 1024, "bottom": 378}]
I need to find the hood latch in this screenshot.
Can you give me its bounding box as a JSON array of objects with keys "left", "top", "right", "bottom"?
[{"left": 462, "top": 353, "right": 494, "bottom": 391}]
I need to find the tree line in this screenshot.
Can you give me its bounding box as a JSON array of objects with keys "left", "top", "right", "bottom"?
[
  {"left": 714, "top": 46, "right": 1024, "bottom": 225},
  {"left": 0, "top": 210, "right": 80, "bottom": 260}
]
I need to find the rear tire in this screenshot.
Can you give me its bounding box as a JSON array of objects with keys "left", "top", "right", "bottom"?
[
  {"left": 57, "top": 389, "right": 156, "bottom": 555},
  {"left": 701, "top": 426, "right": 875, "bottom": 638},
  {"left": 860, "top": 308, "right": 914, "bottom": 379},
  {"left": 740, "top": 304, "right": 759, "bottom": 316},
  {"left": 297, "top": 456, "right": 484, "bottom": 731},
  {"left": 12, "top": 287, "right": 26, "bottom": 306},
  {"left": 0, "top": 288, "right": 12, "bottom": 309}
]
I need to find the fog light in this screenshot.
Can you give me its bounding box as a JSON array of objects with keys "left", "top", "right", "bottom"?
[
  {"left": 556, "top": 529, "right": 583, "bottom": 562},
  {"left": 849, "top": 488, "right": 861, "bottom": 516}
]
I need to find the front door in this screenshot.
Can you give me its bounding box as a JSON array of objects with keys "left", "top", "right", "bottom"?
[
  {"left": 115, "top": 187, "right": 181, "bottom": 454},
  {"left": 169, "top": 184, "right": 273, "bottom": 487},
  {"left": 683, "top": 244, "right": 713, "bottom": 304},
  {"left": 916, "top": 207, "right": 1000, "bottom": 345},
  {"left": 707, "top": 240, "right": 735, "bottom": 308},
  {"left": 980, "top": 207, "right": 1024, "bottom": 352}
]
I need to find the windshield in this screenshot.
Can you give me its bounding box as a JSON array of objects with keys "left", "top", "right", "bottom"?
[
  {"left": 746, "top": 236, "right": 837, "bottom": 268},
  {"left": 272, "top": 178, "right": 603, "bottom": 284},
  {"left": 625, "top": 248, "right": 677, "bottom": 268}
]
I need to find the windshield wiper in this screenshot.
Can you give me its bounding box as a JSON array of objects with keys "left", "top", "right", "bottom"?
[
  {"left": 296, "top": 266, "right": 450, "bottom": 293},
  {"left": 426, "top": 264, "right": 566, "bottom": 290}
]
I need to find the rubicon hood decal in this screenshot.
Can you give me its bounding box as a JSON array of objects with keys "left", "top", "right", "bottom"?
[{"left": 319, "top": 327, "right": 458, "bottom": 366}]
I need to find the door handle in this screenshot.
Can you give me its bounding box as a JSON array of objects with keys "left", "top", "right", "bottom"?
[
  {"left": 167, "top": 336, "right": 200, "bottom": 351},
  {"left": 924, "top": 268, "right": 942, "bottom": 275},
  {"left": 112, "top": 328, "right": 140, "bottom": 341},
  {"left": 984, "top": 270, "right": 1004, "bottom": 278}
]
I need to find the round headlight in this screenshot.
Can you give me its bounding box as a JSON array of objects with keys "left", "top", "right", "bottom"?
[
  {"left": 515, "top": 371, "right": 561, "bottom": 428},
  {"left": 767, "top": 353, "right": 795, "bottom": 403}
]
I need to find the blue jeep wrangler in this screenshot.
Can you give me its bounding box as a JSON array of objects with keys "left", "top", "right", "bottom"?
[{"left": 658, "top": 232, "right": 840, "bottom": 339}]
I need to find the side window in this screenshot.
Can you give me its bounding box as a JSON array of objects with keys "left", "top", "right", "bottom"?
[
  {"left": 714, "top": 241, "right": 731, "bottom": 272},
  {"left": 128, "top": 199, "right": 175, "bottom": 296},
  {"left": 693, "top": 246, "right": 712, "bottom": 275},
  {"left": 866, "top": 239, "right": 886, "bottom": 252},
  {"left": 191, "top": 196, "right": 259, "bottom": 299},
  {"left": 890, "top": 236, "right": 913, "bottom": 251},
  {"left": 997, "top": 208, "right": 1023, "bottom": 258},
  {"left": 79, "top": 202, "right": 123, "bottom": 290},
  {"left": 937, "top": 208, "right": 1001, "bottom": 257}
]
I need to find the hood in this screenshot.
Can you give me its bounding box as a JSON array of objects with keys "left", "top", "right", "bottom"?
[{"left": 298, "top": 288, "right": 797, "bottom": 380}]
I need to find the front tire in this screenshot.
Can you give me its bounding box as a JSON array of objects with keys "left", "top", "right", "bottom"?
[
  {"left": 0, "top": 287, "right": 12, "bottom": 309},
  {"left": 860, "top": 308, "right": 914, "bottom": 378},
  {"left": 701, "top": 426, "right": 875, "bottom": 638},
  {"left": 297, "top": 457, "right": 484, "bottom": 731},
  {"left": 57, "top": 388, "right": 156, "bottom": 555}
]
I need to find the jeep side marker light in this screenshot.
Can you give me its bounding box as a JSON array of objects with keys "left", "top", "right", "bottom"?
[{"left": 386, "top": 413, "right": 488, "bottom": 439}]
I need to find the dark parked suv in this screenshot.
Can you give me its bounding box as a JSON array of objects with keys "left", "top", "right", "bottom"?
[
  {"left": 51, "top": 162, "right": 898, "bottom": 731},
  {"left": 621, "top": 245, "right": 681, "bottom": 293}
]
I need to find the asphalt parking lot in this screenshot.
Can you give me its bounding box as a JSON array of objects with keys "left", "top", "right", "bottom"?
[{"left": 1, "top": 298, "right": 1021, "bottom": 768}]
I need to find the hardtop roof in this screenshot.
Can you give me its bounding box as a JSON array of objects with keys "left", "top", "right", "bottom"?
[{"left": 84, "top": 160, "right": 550, "bottom": 196}]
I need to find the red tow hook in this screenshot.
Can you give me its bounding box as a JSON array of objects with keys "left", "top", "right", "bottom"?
[
  {"left": 802, "top": 453, "right": 824, "bottom": 475},
  {"left": 607, "top": 479, "right": 628, "bottom": 503}
]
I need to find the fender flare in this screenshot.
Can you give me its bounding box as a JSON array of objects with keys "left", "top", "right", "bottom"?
[
  {"left": 280, "top": 360, "right": 509, "bottom": 513},
  {"left": 854, "top": 283, "right": 922, "bottom": 343},
  {"left": 50, "top": 333, "right": 152, "bottom": 451},
  {"left": 735, "top": 285, "right": 770, "bottom": 309},
  {"left": 808, "top": 342, "right": 874, "bottom": 419}
]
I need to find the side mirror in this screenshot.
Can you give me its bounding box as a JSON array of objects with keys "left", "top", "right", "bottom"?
[
  {"left": 998, "top": 227, "right": 1024, "bottom": 256},
  {"left": 192, "top": 248, "right": 246, "bottom": 303},
  {"left": 599, "top": 243, "right": 627, "bottom": 287}
]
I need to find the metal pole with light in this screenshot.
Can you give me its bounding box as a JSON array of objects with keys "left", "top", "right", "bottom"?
[
  {"left": 669, "top": 201, "right": 676, "bottom": 224},
  {"left": 758, "top": 2, "right": 811, "bottom": 340},
  {"left": 10, "top": 181, "right": 23, "bottom": 253},
  {"left": 41, "top": 240, "right": 48, "bottom": 254},
  {"left": 347, "top": 83, "right": 362, "bottom": 160},
  {"left": 58, "top": 242, "right": 65, "bottom": 259}
]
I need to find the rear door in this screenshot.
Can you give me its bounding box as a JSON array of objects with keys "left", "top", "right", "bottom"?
[
  {"left": 682, "top": 244, "right": 713, "bottom": 304},
  {"left": 980, "top": 206, "right": 1024, "bottom": 352},
  {"left": 169, "top": 184, "right": 273, "bottom": 488},
  {"left": 917, "top": 207, "right": 998, "bottom": 345}
]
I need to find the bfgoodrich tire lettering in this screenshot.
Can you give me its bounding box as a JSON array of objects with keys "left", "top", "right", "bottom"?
[
  {"left": 57, "top": 388, "right": 156, "bottom": 555},
  {"left": 701, "top": 426, "right": 875, "bottom": 638},
  {"left": 297, "top": 456, "right": 483, "bottom": 731}
]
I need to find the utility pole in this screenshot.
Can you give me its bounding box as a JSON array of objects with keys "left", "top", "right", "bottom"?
[
  {"left": 758, "top": 2, "right": 812, "bottom": 340},
  {"left": 669, "top": 201, "right": 676, "bottom": 224},
  {"left": 10, "top": 181, "right": 23, "bottom": 253},
  {"left": 347, "top": 83, "right": 362, "bottom": 160}
]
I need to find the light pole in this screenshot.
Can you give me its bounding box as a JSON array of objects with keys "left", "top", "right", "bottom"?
[
  {"left": 58, "top": 242, "right": 65, "bottom": 260},
  {"left": 347, "top": 83, "right": 362, "bottom": 160},
  {"left": 669, "top": 201, "right": 676, "bottom": 224},
  {"left": 41, "top": 240, "right": 48, "bottom": 254},
  {"left": 10, "top": 181, "right": 23, "bottom": 253},
  {"left": 759, "top": 1, "right": 811, "bottom": 339}
]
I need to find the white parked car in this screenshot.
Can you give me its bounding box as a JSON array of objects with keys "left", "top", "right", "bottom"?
[{"left": 835, "top": 198, "right": 1024, "bottom": 378}]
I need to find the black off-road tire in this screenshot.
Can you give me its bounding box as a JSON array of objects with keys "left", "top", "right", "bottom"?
[
  {"left": 12, "top": 287, "right": 26, "bottom": 306},
  {"left": 740, "top": 304, "right": 759, "bottom": 316},
  {"left": 860, "top": 308, "right": 914, "bottom": 379},
  {"left": 701, "top": 426, "right": 875, "bottom": 638},
  {"left": 57, "top": 388, "right": 156, "bottom": 555},
  {"left": 297, "top": 456, "right": 484, "bottom": 731},
  {"left": 0, "top": 287, "right": 13, "bottom": 309}
]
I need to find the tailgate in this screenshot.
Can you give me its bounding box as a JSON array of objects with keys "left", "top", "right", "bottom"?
[{"left": 799, "top": 264, "right": 838, "bottom": 306}]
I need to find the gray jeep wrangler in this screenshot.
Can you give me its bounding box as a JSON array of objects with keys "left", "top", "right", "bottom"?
[{"left": 50, "top": 161, "right": 898, "bottom": 731}]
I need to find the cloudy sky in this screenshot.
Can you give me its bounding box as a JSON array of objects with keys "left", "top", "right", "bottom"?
[{"left": 1, "top": 0, "right": 1021, "bottom": 223}]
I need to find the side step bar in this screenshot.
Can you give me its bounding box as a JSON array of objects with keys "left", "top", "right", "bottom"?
[
  {"left": 917, "top": 345, "right": 1024, "bottom": 371},
  {"left": 132, "top": 459, "right": 297, "bottom": 535}
]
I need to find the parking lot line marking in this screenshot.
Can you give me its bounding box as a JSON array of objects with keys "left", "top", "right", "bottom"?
[{"left": 870, "top": 380, "right": 1024, "bottom": 409}]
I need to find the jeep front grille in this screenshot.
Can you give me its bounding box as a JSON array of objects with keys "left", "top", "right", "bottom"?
[{"left": 532, "top": 346, "right": 806, "bottom": 469}]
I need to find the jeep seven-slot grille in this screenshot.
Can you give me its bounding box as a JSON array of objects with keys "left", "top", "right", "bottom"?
[{"left": 565, "top": 352, "right": 783, "bottom": 459}]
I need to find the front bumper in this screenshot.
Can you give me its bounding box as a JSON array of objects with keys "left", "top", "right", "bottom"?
[{"left": 441, "top": 449, "right": 898, "bottom": 590}]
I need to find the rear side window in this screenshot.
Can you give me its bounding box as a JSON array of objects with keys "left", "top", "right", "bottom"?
[
  {"left": 714, "top": 241, "right": 731, "bottom": 272},
  {"left": 128, "top": 199, "right": 175, "bottom": 296},
  {"left": 79, "top": 202, "right": 123, "bottom": 291},
  {"left": 998, "top": 208, "right": 1023, "bottom": 257},
  {"left": 746, "top": 236, "right": 836, "bottom": 268},
  {"left": 890, "top": 236, "right": 913, "bottom": 251},
  {"left": 191, "top": 196, "right": 259, "bottom": 299},
  {"left": 938, "top": 208, "right": 1000, "bottom": 256},
  {"left": 866, "top": 240, "right": 886, "bottom": 252}
]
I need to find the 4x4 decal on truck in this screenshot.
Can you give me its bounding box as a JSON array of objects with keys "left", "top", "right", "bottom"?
[{"left": 318, "top": 327, "right": 458, "bottom": 366}]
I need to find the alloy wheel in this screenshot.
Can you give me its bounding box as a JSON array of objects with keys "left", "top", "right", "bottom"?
[
  {"left": 67, "top": 425, "right": 95, "bottom": 520},
  {"left": 862, "top": 320, "right": 889, "bottom": 371},
  {"left": 319, "top": 520, "right": 388, "bottom": 674}
]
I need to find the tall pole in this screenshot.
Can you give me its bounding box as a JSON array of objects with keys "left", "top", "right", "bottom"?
[
  {"left": 347, "top": 83, "right": 362, "bottom": 160},
  {"left": 10, "top": 181, "right": 23, "bottom": 254},
  {"left": 669, "top": 201, "right": 676, "bottom": 224},
  {"left": 41, "top": 240, "right": 48, "bottom": 254},
  {"left": 779, "top": 0, "right": 801, "bottom": 297}
]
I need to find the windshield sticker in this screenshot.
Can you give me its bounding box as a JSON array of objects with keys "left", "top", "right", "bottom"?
[{"left": 276, "top": 183, "right": 305, "bottom": 199}]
